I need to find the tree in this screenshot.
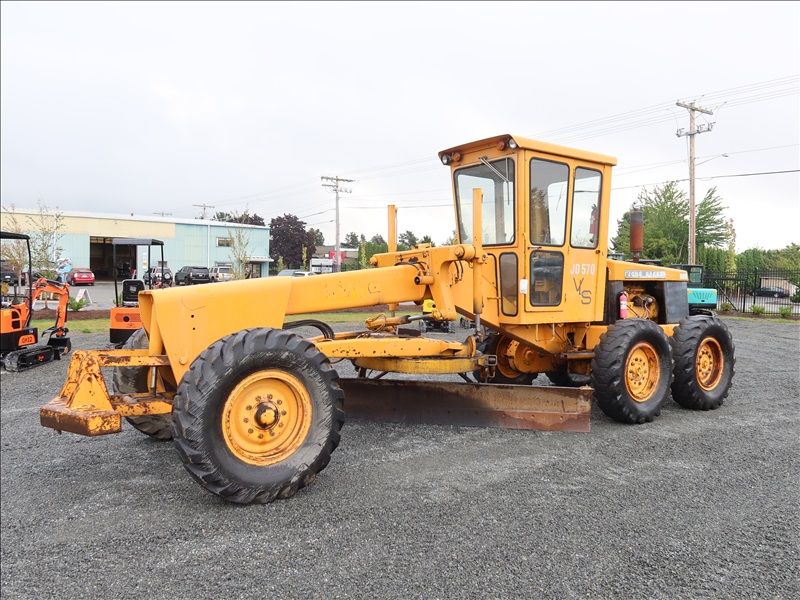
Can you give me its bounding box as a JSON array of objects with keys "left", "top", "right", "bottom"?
[
  {"left": 309, "top": 228, "right": 325, "bottom": 246},
  {"left": 212, "top": 211, "right": 234, "bottom": 222},
  {"left": 343, "top": 232, "right": 360, "bottom": 247},
  {"left": 212, "top": 209, "right": 262, "bottom": 279},
  {"left": 227, "top": 224, "right": 253, "bottom": 280},
  {"left": 419, "top": 235, "right": 434, "bottom": 247},
  {"left": 735, "top": 248, "right": 764, "bottom": 272},
  {"left": 1, "top": 201, "right": 63, "bottom": 282},
  {"left": 696, "top": 245, "right": 728, "bottom": 273},
  {"left": 0, "top": 205, "right": 29, "bottom": 289},
  {"left": 358, "top": 239, "right": 388, "bottom": 267},
  {"left": 444, "top": 230, "right": 457, "bottom": 245},
  {"left": 610, "top": 182, "right": 731, "bottom": 266},
  {"left": 763, "top": 243, "right": 800, "bottom": 271},
  {"left": 274, "top": 256, "right": 286, "bottom": 274},
  {"left": 27, "top": 199, "right": 65, "bottom": 275},
  {"left": 724, "top": 220, "right": 737, "bottom": 272},
  {"left": 269, "top": 214, "right": 316, "bottom": 269},
  {"left": 398, "top": 230, "right": 418, "bottom": 251},
  {"left": 694, "top": 187, "right": 729, "bottom": 248},
  {"left": 213, "top": 210, "right": 265, "bottom": 226}
]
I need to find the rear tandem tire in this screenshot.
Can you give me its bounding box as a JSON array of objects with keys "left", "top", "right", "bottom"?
[
  {"left": 171, "top": 328, "right": 345, "bottom": 504},
  {"left": 591, "top": 319, "right": 673, "bottom": 424},
  {"left": 546, "top": 366, "right": 590, "bottom": 388},
  {"left": 112, "top": 327, "right": 174, "bottom": 441},
  {"left": 670, "top": 315, "right": 735, "bottom": 410}
]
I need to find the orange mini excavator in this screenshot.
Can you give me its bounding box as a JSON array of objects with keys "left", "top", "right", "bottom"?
[{"left": 1, "top": 231, "right": 71, "bottom": 372}]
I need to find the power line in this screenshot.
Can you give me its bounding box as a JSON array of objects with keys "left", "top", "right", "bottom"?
[
  {"left": 168, "top": 77, "right": 797, "bottom": 227},
  {"left": 611, "top": 168, "right": 799, "bottom": 191}
]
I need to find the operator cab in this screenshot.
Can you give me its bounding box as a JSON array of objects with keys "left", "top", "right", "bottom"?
[{"left": 440, "top": 135, "right": 615, "bottom": 325}]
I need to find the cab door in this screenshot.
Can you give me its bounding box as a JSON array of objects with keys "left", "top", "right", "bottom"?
[
  {"left": 562, "top": 166, "right": 604, "bottom": 322},
  {"left": 525, "top": 158, "right": 604, "bottom": 323}
]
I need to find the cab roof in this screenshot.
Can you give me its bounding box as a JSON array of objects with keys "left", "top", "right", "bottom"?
[{"left": 439, "top": 134, "right": 617, "bottom": 166}]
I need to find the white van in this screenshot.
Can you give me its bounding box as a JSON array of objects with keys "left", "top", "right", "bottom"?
[{"left": 210, "top": 266, "right": 233, "bottom": 282}]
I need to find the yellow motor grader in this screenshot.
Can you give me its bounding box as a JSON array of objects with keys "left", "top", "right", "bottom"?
[{"left": 40, "top": 134, "right": 735, "bottom": 504}]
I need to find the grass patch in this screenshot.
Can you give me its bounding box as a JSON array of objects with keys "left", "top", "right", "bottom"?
[
  {"left": 32, "top": 318, "right": 109, "bottom": 334},
  {"left": 717, "top": 314, "right": 798, "bottom": 324}
]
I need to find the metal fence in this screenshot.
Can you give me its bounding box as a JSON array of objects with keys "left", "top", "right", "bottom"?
[{"left": 704, "top": 268, "right": 800, "bottom": 315}]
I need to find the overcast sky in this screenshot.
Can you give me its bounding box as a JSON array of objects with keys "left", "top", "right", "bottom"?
[{"left": 2, "top": 1, "right": 798, "bottom": 253}]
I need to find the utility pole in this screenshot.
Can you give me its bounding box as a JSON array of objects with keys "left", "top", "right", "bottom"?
[
  {"left": 321, "top": 176, "right": 354, "bottom": 272},
  {"left": 676, "top": 101, "right": 714, "bottom": 264},
  {"left": 194, "top": 204, "right": 215, "bottom": 220}
]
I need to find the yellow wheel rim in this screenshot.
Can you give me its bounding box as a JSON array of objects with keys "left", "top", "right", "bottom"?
[
  {"left": 696, "top": 336, "right": 724, "bottom": 391},
  {"left": 494, "top": 337, "right": 520, "bottom": 379},
  {"left": 625, "top": 342, "right": 660, "bottom": 403},
  {"left": 222, "top": 370, "right": 312, "bottom": 466}
]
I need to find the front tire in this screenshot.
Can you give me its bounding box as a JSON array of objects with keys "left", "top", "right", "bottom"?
[
  {"left": 671, "top": 316, "right": 735, "bottom": 410},
  {"left": 112, "top": 327, "right": 173, "bottom": 440},
  {"left": 172, "top": 328, "right": 345, "bottom": 504},
  {"left": 591, "top": 319, "right": 673, "bottom": 424}
]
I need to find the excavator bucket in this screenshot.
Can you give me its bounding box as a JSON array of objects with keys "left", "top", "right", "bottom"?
[{"left": 339, "top": 379, "right": 592, "bottom": 432}]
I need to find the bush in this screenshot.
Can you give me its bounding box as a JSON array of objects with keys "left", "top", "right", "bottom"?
[
  {"left": 779, "top": 306, "right": 793, "bottom": 318},
  {"left": 68, "top": 297, "right": 89, "bottom": 312},
  {"left": 719, "top": 302, "right": 734, "bottom": 312},
  {"left": 751, "top": 304, "right": 766, "bottom": 315},
  {"left": 791, "top": 291, "right": 800, "bottom": 303}
]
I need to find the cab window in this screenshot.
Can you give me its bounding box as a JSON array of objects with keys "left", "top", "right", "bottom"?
[
  {"left": 530, "top": 158, "right": 569, "bottom": 246},
  {"left": 529, "top": 250, "right": 564, "bottom": 306},
  {"left": 570, "top": 167, "right": 602, "bottom": 248},
  {"left": 454, "top": 157, "right": 515, "bottom": 246}
]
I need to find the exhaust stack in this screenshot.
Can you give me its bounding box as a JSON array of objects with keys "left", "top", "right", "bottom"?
[{"left": 630, "top": 208, "right": 643, "bottom": 263}]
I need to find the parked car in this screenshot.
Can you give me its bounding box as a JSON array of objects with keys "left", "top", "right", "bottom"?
[
  {"left": 65, "top": 267, "right": 96, "bottom": 286},
  {"left": 1, "top": 262, "right": 56, "bottom": 287},
  {"left": 1, "top": 261, "right": 23, "bottom": 286},
  {"left": 175, "top": 265, "right": 211, "bottom": 285},
  {"left": 752, "top": 286, "right": 790, "bottom": 298},
  {"left": 210, "top": 265, "right": 233, "bottom": 282},
  {"left": 143, "top": 266, "right": 173, "bottom": 287},
  {"left": 276, "top": 269, "right": 316, "bottom": 277}
]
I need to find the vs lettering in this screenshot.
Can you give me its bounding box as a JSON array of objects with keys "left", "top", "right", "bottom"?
[{"left": 572, "top": 277, "right": 592, "bottom": 304}]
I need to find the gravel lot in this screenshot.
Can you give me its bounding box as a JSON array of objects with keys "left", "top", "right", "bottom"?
[{"left": 1, "top": 318, "right": 798, "bottom": 599}]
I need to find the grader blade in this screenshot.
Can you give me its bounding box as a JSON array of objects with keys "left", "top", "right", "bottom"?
[{"left": 339, "top": 379, "right": 592, "bottom": 432}]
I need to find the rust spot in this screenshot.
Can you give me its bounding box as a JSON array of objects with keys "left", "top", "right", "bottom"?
[{"left": 340, "top": 379, "right": 591, "bottom": 432}]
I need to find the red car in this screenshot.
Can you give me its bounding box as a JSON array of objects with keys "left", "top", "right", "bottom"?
[{"left": 66, "top": 268, "right": 95, "bottom": 286}]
